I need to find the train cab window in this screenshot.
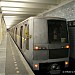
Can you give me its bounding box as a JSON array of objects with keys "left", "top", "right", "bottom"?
[
  {"left": 47, "top": 20, "right": 68, "bottom": 43},
  {"left": 25, "top": 24, "right": 29, "bottom": 50}
]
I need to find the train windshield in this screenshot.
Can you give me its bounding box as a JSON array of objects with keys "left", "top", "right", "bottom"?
[
  {"left": 47, "top": 20, "right": 68, "bottom": 43},
  {"left": 34, "top": 19, "right": 68, "bottom": 44}
]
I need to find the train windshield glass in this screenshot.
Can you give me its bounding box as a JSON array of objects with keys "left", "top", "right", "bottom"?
[{"left": 47, "top": 20, "right": 68, "bottom": 43}]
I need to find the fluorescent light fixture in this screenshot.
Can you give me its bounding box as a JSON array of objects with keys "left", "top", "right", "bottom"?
[
  {"left": 1, "top": 2, "right": 21, "bottom": 7},
  {"left": 1, "top": 2, "right": 28, "bottom": 7},
  {"left": 0, "top": 0, "right": 58, "bottom": 4},
  {"left": 1, "top": 7, "right": 21, "bottom": 11},
  {"left": 1, "top": 1, "right": 47, "bottom": 9},
  {"left": 2, "top": 11, "right": 22, "bottom": 14},
  {"left": 2, "top": 11, "right": 37, "bottom": 15},
  {"left": 1, "top": 7, "right": 43, "bottom": 12},
  {"left": 4, "top": 16, "right": 17, "bottom": 18}
]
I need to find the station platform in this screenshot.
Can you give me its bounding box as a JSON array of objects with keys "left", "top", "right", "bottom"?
[{"left": 0, "top": 33, "right": 35, "bottom": 75}]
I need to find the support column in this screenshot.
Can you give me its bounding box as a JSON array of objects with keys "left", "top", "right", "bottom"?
[
  {"left": 0, "top": 14, "right": 2, "bottom": 44},
  {"left": 0, "top": 13, "right": 6, "bottom": 44}
]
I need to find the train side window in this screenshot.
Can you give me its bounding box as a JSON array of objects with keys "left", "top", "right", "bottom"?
[
  {"left": 47, "top": 20, "right": 68, "bottom": 43},
  {"left": 25, "top": 24, "right": 29, "bottom": 50},
  {"left": 25, "top": 24, "right": 27, "bottom": 26},
  {"left": 15, "top": 28, "right": 17, "bottom": 42},
  {"left": 20, "top": 26, "right": 23, "bottom": 49}
]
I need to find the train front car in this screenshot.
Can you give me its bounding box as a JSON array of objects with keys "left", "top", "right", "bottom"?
[{"left": 33, "top": 17, "right": 69, "bottom": 74}]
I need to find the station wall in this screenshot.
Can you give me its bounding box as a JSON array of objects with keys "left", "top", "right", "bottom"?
[
  {"left": 0, "top": 13, "right": 6, "bottom": 44},
  {"left": 40, "top": 0, "right": 75, "bottom": 21}
]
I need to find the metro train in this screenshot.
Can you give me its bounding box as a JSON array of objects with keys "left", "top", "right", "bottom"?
[{"left": 9, "top": 17, "right": 70, "bottom": 74}]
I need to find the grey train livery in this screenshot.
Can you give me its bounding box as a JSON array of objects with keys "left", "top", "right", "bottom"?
[{"left": 9, "top": 17, "right": 70, "bottom": 74}]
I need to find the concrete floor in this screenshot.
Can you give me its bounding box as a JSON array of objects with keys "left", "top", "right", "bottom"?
[
  {"left": 0, "top": 34, "right": 7, "bottom": 75},
  {"left": 0, "top": 33, "right": 34, "bottom": 75}
]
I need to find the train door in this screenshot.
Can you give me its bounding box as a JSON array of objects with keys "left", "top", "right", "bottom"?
[
  {"left": 20, "top": 26, "right": 23, "bottom": 49},
  {"left": 25, "top": 24, "right": 29, "bottom": 50},
  {"left": 47, "top": 20, "right": 69, "bottom": 59},
  {"left": 15, "top": 28, "right": 17, "bottom": 42}
]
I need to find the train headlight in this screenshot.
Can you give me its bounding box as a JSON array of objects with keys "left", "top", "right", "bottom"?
[
  {"left": 65, "top": 44, "right": 70, "bottom": 48},
  {"left": 65, "top": 61, "right": 69, "bottom": 65},
  {"left": 34, "top": 46, "right": 47, "bottom": 50},
  {"left": 34, "top": 46, "right": 39, "bottom": 50},
  {"left": 34, "top": 64, "right": 39, "bottom": 68}
]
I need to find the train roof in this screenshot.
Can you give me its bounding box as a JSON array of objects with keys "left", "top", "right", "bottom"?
[
  {"left": 25, "top": 16, "right": 66, "bottom": 21},
  {"left": 9, "top": 16, "right": 66, "bottom": 29}
]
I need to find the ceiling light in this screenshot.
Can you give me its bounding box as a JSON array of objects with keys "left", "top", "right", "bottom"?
[{"left": 1, "top": 7, "right": 21, "bottom": 11}]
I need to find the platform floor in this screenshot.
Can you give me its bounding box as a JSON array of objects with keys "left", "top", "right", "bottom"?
[{"left": 0, "top": 33, "right": 35, "bottom": 75}]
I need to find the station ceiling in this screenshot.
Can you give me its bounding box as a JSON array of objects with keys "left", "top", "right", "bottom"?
[{"left": 0, "top": 0, "right": 71, "bottom": 28}]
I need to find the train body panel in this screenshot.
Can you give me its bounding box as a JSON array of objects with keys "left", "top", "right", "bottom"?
[
  {"left": 9, "top": 17, "right": 69, "bottom": 73},
  {"left": 68, "top": 21, "right": 75, "bottom": 59}
]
